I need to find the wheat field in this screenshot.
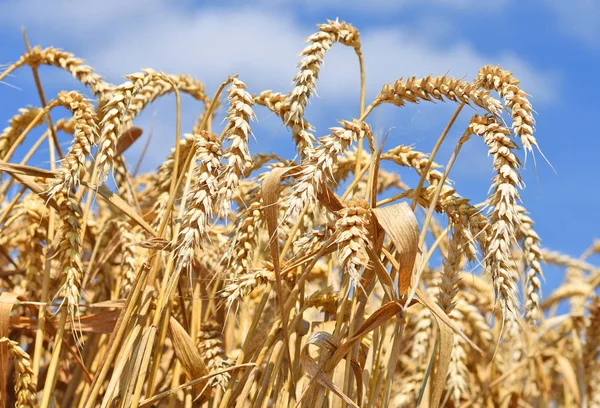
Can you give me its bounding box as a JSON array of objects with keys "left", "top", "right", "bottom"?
[{"left": 0, "top": 19, "right": 598, "bottom": 408}]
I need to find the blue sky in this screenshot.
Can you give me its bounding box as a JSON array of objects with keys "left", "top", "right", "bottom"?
[{"left": 1, "top": 0, "right": 599, "bottom": 296}]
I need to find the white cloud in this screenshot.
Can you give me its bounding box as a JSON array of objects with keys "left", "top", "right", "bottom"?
[{"left": 1, "top": 0, "right": 557, "bottom": 101}]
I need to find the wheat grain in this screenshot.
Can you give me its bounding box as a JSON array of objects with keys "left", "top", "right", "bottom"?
[
  {"left": 287, "top": 119, "right": 372, "bottom": 218},
  {"left": 46, "top": 91, "right": 98, "bottom": 196},
  {"left": 19, "top": 46, "right": 112, "bottom": 99},
  {"left": 335, "top": 199, "right": 371, "bottom": 291},
  {"left": 477, "top": 65, "right": 537, "bottom": 154},
  {"left": 0, "top": 107, "right": 42, "bottom": 160},
  {"left": 217, "top": 78, "right": 255, "bottom": 215},
  {"left": 470, "top": 114, "right": 522, "bottom": 316},
  {"left": 0, "top": 337, "right": 37, "bottom": 408},
  {"left": 376, "top": 75, "right": 502, "bottom": 114},
  {"left": 516, "top": 205, "right": 544, "bottom": 325},
  {"left": 55, "top": 189, "right": 84, "bottom": 327},
  {"left": 198, "top": 322, "right": 233, "bottom": 390},
  {"left": 285, "top": 19, "right": 361, "bottom": 157},
  {"left": 175, "top": 130, "right": 222, "bottom": 275}
]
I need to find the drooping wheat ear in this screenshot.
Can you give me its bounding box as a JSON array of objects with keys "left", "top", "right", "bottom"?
[
  {"left": 254, "top": 90, "right": 315, "bottom": 157},
  {"left": 470, "top": 114, "right": 522, "bottom": 316},
  {"left": 118, "top": 221, "right": 139, "bottom": 299},
  {"left": 197, "top": 321, "right": 233, "bottom": 390},
  {"left": 287, "top": 119, "right": 372, "bottom": 218},
  {"left": 335, "top": 199, "right": 371, "bottom": 290},
  {"left": 220, "top": 268, "right": 275, "bottom": 309},
  {"left": 0, "top": 106, "right": 42, "bottom": 159},
  {"left": 109, "top": 73, "right": 211, "bottom": 200},
  {"left": 382, "top": 145, "right": 442, "bottom": 178},
  {"left": 150, "top": 135, "right": 197, "bottom": 231},
  {"left": 125, "top": 73, "right": 209, "bottom": 123},
  {"left": 516, "top": 205, "right": 544, "bottom": 325},
  {"left": 285, "top": 19, "right": 361, "bottom": 157},
  {"left": 217, "top": 78, "right": 255, "bottom": 215},
  {"left": 55, "top": 117, "right": 76, "bottom": 135},
  {"left": 97, "top": 69, "right": 175, "bottom": 180},
  {"left": 55, "top": 190, "right": 84, "bottom": 327},
  {"left": 254, "top": 90, "right": 287, "bottom": 114},
  {"left": 381, "top": 145, "right": 454, "bottom": 201},
  {"left": 46, "top": 91, "right": 98, "bottom": 197},
  {"left": 476, "top": 65, "right": 537, "bottom": 155},
  {"left": 375, "top": 75, "right": 503, "bottom": 115},
  {"left": 0, "top": 337, "right": 37, "bottom": 408},
  {"left": 584, "top": 297, "right": 600, "bottom": 395},
  {"left": 223, "top": 200, "right": 262, "bottom": 278},
  {"left": 175, "top": 131, "right": 222, "bottom": 275},
  {"left": 20, "top": 45, "right": 112, "bottom": 99}
]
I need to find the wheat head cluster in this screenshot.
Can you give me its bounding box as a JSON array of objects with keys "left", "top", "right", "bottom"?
[{"left": 0, "top": 19, "right": 598, "bottom": 408}]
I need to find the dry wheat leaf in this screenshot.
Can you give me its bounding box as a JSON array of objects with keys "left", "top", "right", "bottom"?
[
  {"left": 372, "top": 202, "right": 420, "bottom": 295},
  {"left": 168, "top": 317, "right": 208, "bottom": 396},
  {"left": 329, "top": 301, "right": 405, "bottom": 368},
  {"left": 364, "top": 246, "right": 398, "bottom": 301},
  {"left": 300, "top": 331, "right": 360, "bottom": 408},
  {"left": 429, "top": 313, "right": 454, "bottom": 408},
  {"left": 81, "top": 181, "right": 157, "bottom": 237},
  {"left": 416, "top": 287, "right": 482, "bottom": 353},
  {"left": 116, "top": 127, "right": 143, "bottom": 156}
]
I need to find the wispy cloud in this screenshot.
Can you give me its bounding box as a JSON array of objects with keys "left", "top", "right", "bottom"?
[
  {"left": 542, "top": 0, "right": 600, "bottom": 46},
  {"left": 2, "top": 0, "right": 557, "bottom": 102}
]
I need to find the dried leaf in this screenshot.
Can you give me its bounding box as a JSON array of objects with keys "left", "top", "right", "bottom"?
[
  {"left": 81, "top": 181, "right": 157, "bottom": 237},
  {"left": 116, "top": 127, "right": 143, "bottom": 156},
  {"left": 429, "top": 313, "right": 454, "bottom": 408},
  {"left": 416, "top": 287, "right": 482, "bottom": 353},
  {"left": 300, "top": 332, "right": 360, "bottom": 408},
  {"left": 168, "top": 317, "right": 207, "bottom": 396},
  {"left": 372, "top": 202, "right": 420, "bottom": 295}
]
